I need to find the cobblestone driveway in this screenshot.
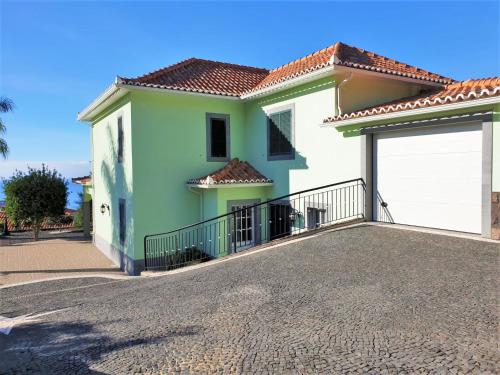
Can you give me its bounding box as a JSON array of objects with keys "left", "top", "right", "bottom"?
[{"left": 0, "top": 225, "right": 498, "bottom": 374}]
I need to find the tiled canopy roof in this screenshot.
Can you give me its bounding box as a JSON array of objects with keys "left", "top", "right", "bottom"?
[
  {"left": 249, "top": 42, "right": 453, "bottom": 93},
  {"left": 187, "top": 159, "right": 273, "bottom": 185},
  {"left": 72, "top": 175, "right": 92, "bottom": 185},
  {"left": 118, "top": 42, "right": 452, "bottom": 98},
  {"left": 324, "top": 77, "right": 500, "bottom": 123},
  {"left": 119, "top": 58, "right": 269, "bottom": 97}
]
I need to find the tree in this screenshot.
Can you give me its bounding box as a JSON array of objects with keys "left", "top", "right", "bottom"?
[
  {"left": 74, "top": 192, "right": 84, "bottom": 228},
  {"left": 0, "top": 97, "right": 14, "bottom": 158},
  {"left": 3, "top": 165, "right": 68, "bottom": 240}
]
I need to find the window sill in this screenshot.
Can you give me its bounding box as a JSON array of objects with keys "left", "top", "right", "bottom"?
[{"left": 267, "top": 154, "right": 295, "bottom": 161}]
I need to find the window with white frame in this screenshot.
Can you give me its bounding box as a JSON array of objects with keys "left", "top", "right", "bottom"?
[{"left": 267, "top": 106, "right": 294, "bottom": 160}]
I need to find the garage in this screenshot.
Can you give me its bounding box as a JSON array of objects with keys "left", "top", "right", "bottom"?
[{"left": 373, "top": 123, "right": 483, "bottom": 234}]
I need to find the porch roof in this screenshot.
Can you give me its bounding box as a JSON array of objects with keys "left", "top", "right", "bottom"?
[
  {"left": 187, "top": 159, "right": 273, "bottom": 188},
  {"left": 72, "top": 175, "right": 92, "bottom": 186}
]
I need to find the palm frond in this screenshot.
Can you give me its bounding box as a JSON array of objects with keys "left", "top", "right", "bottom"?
[
  {"left": 0, "top": 118, "right": 5, "bottom": 134},
  {"left": 0, "top": 138, "right": 8, "bottom": 158},
  {"left": 0, "top": 97, "right": 14, "bottom": 113}
]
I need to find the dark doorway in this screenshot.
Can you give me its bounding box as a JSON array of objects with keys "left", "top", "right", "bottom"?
[{"left": 269, "top": 203, "right": 292, "bottom": 240}]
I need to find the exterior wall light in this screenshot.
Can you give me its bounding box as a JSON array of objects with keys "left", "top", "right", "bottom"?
[{"left": 100, "top": 203, "right": 110, "bottom": 214}]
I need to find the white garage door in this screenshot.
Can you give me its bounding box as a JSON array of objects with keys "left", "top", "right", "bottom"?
[{"left": 373, "top": 123, "right": 482, "bottom": 233}]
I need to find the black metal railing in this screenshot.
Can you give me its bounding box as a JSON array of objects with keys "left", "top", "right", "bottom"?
[{"left": 144, "top": 178, "right": 365, "bottom": 271}]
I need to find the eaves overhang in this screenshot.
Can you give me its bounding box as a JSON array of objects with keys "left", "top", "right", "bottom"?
[
  {"left": 77, "top": 79, "right": 125, "bottom": 122},
  {"left": 77, "top": 78, "right": 240, "bottom": 122},
  {"left": 186, "top": 182, "right": 274, "bottom": 189},
  {"left": 78, "top": 64, "right": 451, "bottom": 121},
  {"left": 358, "top": 111, "right": 493, "bottom": 135},
  {"left": 323, "top": 96, "right": 500, "bottom": 130}
]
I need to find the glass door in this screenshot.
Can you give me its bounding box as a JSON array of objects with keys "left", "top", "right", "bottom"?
[{"left": 230, "top": 203, "right": 255, "bottom": 250}]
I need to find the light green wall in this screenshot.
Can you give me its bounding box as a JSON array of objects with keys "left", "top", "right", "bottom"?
[
  {"left": 130, "top": 91, "right": 247, "bottom": 261},
  {"left": 201, "top": 188, "right": 218, "bottom": 221},
  {"left": 214, "top": 186, "right": 271, "bottom": 214},
  {"left": 198, "top": 185, "right": 272, "bottom": 256}
]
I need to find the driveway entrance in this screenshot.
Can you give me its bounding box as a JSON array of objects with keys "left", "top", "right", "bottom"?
[{"left": 0, "top": 232, "right": 124, "bottom": 286}]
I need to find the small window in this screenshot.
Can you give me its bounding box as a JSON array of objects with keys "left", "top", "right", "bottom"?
[
  {"left": 206, "top": 113, "right": 230, "bottom": 161},
  {"left": 117, "top": 116, "right": 124, "bottom": 163},
  {"left": 267, "top": 108, "right": 294, "bottom": 160},
  {"left": 119, "top": 199, "right": 126, "bottom": 245},
  {"left": 307, "top": 207, "right": 326, "bottom": 229}
]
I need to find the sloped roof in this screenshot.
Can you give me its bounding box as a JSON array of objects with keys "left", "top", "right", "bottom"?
[
  {"left": 249, "top": 42, "right": 453, "bottom": 93},
  {"left": 119, "top": 58, "right": 269, "bottom": 97},
  {"left": 72, "top": 175, "right": 92, "bottom": 185},
  {"left": 118, "top": 42, "right": 452, "bottom": 98},
  {"left": 187, "top": 158, "right": 273, "bottom": 185},
  {"left": 324, "top": 77, "right": 500, "bottom": 123}
]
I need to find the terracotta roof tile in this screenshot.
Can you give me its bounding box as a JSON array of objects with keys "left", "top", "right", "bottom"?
[
  {"left": 72, "top": 175, "right": 92, "bottom": 185},
  {"left": 118, "top": 42, "right": 453, "bottom": 98},
  {"left": 119, "top": 58, "right": 269, "bottom": 97},
  {"left": 248, "top": 42, "right": 453, "bottom": 93},
  {"left": 187, "top": 159, "right": 273, "bottom": 185},
  {"left": 324, "top": 77, "right": 500, "bottom": 123}
]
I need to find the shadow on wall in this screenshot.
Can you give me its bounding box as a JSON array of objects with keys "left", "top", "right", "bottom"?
[
  {"left": 0, "top": 319, "right": 202, "bottom": 373},
  {"left": 99, "top": 126, "right": 136, "bottom": 275},
  {"left": 260, "top": 107, "right": 309, "bottom": 196},
  {"left": 267, "top": 150, "right": 309, "bottom": 197}
]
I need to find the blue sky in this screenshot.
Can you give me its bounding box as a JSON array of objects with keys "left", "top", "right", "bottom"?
[{"left": 0, "top": 0, "right": 499, "bottom": 187}]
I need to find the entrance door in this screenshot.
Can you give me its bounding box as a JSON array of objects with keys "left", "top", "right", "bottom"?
[
  {"left": 373, "top": 123, "right": 482, "bottom": 233},
  {"left": 230, "top": 201, "right": 258, "bottom": 251},
  {"left": 269, "top": 203, "right": 292, "bottom": 240}
]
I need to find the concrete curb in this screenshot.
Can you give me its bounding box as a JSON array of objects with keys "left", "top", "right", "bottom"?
[
  {"left": 367, "top": 222, "right": 500, "bottom": 243},
  {"left": 0, "top": 273, "right": 133, "bottom": 290}
]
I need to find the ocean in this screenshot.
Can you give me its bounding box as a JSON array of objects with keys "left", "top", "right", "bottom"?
[{"left": 0, "top": 181, "right": 83, "bottom": 209}]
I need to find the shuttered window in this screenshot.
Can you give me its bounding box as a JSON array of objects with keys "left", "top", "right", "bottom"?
[{"left": 268, "top": 109, "right": 294, "bottom": 160}]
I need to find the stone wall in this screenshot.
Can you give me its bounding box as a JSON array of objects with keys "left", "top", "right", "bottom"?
[{"left": 492, "top": 192, "right": 500, "bottom": 240}]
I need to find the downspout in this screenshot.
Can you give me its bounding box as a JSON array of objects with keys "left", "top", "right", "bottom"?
[
  {"left": 188, "top": 187, "right": 204, "bottom": 222},
  {"left": 336, "top": 73, "right": 353, "bottom": 116}
]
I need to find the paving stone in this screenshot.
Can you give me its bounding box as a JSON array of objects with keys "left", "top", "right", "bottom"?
[{"left": 0, "top": 225, "right": 498, "bottom": 374}]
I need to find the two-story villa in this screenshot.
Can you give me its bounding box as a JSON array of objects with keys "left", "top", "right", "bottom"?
[{"left": 78, "top": 42, "right": 500, "bottom": 275}]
